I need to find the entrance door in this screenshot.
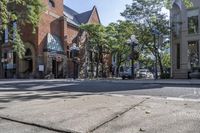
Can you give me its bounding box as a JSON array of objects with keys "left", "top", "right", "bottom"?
[
  {"left": 52, "top": 59, "right": 57, "bottom": 78},
  {"left": 26, "top": 58, "right": 33, "bottom": 73}
]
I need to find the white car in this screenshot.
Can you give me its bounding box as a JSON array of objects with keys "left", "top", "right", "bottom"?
[{"left": 136, "top": 69, "right": 154, "bottom": 79}]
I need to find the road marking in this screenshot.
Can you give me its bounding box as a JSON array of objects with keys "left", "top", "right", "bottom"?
[
  {"left": 109, "top": 94, "right": 124, "bottom": 97},
  {"left": 166, "top": 97, "right": 200, "bottom": 102}
]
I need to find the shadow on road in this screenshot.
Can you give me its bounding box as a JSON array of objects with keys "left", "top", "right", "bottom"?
[{"left": 0, "top": 80, "right": 199, "bottom": 104}]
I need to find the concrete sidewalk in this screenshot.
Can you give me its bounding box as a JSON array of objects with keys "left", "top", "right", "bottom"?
[
  {"left": 0, "top": 92, "right": 200, "bottom": 133},
  {"left": 104, "top": 79, "right": 200, "bottom": 85}
]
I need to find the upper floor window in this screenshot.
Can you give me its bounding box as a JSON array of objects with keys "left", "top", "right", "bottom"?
[
  {"left": 4, "top": 27, "right": 9, "bottom": 43},
  {"left": 187, "top": 9, "right": 199, "bottom": 34},
  {"left": 48, "top": 0, "right": 55, "bottom": 8}
]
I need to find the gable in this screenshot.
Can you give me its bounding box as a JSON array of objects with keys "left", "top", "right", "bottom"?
[{"left": 88, "top": 7, "right": 101, "bottom": 24}]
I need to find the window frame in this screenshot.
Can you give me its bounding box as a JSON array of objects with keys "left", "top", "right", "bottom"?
[
  {"left": 187, "top": 8, "right": 199, "bottom": 34},
  {"left": 188, "top": 16, "right": 199, "bottom": 34}
]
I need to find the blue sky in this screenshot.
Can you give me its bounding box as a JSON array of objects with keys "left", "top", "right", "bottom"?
[{"left": 64, "top": 0, "right": 133, "bottom": 26}]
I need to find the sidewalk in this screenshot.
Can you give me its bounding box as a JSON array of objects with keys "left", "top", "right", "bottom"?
[
  {"left": 108, "top": 79, "right": 200, "bottom": 85},
  {"left": 0, "top": 93, "right": 200, "bottom": 133}
]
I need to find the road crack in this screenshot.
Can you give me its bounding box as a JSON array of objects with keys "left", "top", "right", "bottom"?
[{"left": 87, "top": 98, "right": 148, "bottom": 133}]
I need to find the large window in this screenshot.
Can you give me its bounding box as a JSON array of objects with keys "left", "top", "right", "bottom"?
[
  {"left": 187, "top": 9, "right": 199, "bottom": 34},
  {"left": 188, "top": 41, "right": 199, "bottom": 68},
  {"left": 1, "top": 21, "right": 17, "bottom": 44},
  {"left": 4, "top": 27, "right": 9, "bottom": 43},
  {"left": 172, "top": 4, "right": 181, "bottom": 37}
]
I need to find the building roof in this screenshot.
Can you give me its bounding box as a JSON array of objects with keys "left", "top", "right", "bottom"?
[{"left": 63, "top": 5, "right": 93, "bottom": 26}]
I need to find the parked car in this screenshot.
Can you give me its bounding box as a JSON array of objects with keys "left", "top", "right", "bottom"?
[
  {"left": 189, "top": 67, "right": 200, "bottom": 79},
  {"left": 121, "top": 68, "right": 132, "bottom": 80},
  {"left": 136, "top": 69, "right": 154, "bottom": 79}
]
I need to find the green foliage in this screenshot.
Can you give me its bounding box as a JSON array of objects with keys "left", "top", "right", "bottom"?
[
  {"left": 0, "top": 0, "right": 45, "bottom": 58},
  {"left": 106, "top": 21, "right": 136, "bottom": 71},
  {"left": 80, "top": 24, "right": 108, "bottom": 51},
  {"left": 121, "top": 0, "right": 169, "bottom": 74},
  {"left": 13, "top": 30, "right": 25, "bottom": 59},
  {"left": 80, "top": 24, "right": 108, "bottom": 77},
  {"left": 162, "top": 52, "right": 171, "bottom": 68}
]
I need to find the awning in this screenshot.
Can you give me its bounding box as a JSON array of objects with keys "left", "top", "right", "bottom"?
[{"left": 44, "top": 33, "right": 64, "bottom": 54}]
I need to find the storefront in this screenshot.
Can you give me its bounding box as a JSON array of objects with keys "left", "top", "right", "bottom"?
[
  {"left": 1, "top": 49, "right": 16, "bottom": 78},
  {"left": 43, "top": 33, "right": 67, "bottom": 78}
]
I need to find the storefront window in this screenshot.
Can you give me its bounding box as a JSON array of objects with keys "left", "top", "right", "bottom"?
[
  {"left": 2, "top": 50, "right": 16, "bottom": 78},
  {"left": 188, "top": 41, "right": 199, "bottom": 68}
]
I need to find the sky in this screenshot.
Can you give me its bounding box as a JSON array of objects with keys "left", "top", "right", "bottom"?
[
  {"left": 64, "top": 0, "right": 133, "bottom": 26},
  {"left": 64, "top": 0, "right": 169, "bottom": 26}
]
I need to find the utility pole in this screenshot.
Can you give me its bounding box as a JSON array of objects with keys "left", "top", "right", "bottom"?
[
  {"left": 151, "top": 27, "right": 160, "bottom": 80},
  {"left": 154, "top": 34, "right": 158, "bottom": 80},
  {"left": 127, "top": 35, "right": 138, "bottom": 80},
  {"left": 131, "top": 44, "right": 134, "bottom": 79}
]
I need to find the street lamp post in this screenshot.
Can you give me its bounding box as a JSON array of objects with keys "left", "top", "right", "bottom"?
[
  {"left": 151, "top": 27, "right": 160, "bottom": 80},
  {"left": 127, "top": 35, "right": 138, "bottom": 79},
  {"left": 70, "top": 43, "right": 79, "bottom": 79}
]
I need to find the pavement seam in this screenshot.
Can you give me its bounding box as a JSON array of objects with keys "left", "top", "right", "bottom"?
[
  {"left": 0, "top": 116, "right": 80, "bottom": 133},
  {"left": 87, "top": 98, "right": 147, "bottom": 133}
]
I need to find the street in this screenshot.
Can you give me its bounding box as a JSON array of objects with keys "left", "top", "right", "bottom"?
[
  {"left": 1, "top": 79, "right": 200, "bottom": 98},
  {"left": 0, "top": 79, "right": 200, "bottom": 133}
]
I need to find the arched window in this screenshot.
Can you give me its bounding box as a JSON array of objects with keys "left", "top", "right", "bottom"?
[{"left": 49, "top": 0, "right": 55, "bottom": 8}]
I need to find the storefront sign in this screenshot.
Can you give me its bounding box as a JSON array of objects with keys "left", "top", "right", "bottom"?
[
  {"left": 39, "top": 65, "right": 44, "bottom": 72},
  {"left": 56, "top": 56, "right": 63, "bottom": 62}
]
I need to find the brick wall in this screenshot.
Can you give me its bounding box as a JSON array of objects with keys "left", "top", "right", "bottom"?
[{"left": 37, "top": 0, "right": 64, "bottom": 55}]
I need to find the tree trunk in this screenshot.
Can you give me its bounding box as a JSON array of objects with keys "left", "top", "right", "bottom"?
[
  {"left": 96, "top": 53, "right": 99, "bottom": 78},
  {"left": 157, "top": 52, "right": 164, "bottom": 77},
  {"left": 116, "top": 54, "right": 122, "bottom": 77}
]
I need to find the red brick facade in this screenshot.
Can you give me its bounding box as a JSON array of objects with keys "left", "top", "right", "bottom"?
[{"left": 0, "top": 0, "right": 111, "bottom": 79}]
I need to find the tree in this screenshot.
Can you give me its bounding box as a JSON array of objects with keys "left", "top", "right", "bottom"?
[
  {"left": 0, "top": 0, "right": 44, "bottom": 58},
  {"left": 121, "top": 0, "right": 169, "bottom": 77},
  {"left": 106, "top": 21, "right": 136, "bottom": 76},
  {"left": 80, "top": 24, "right": 108, "bottom": 78}
]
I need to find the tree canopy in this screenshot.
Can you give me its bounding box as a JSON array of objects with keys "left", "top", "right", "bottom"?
[
  {"left": 0, "top": 0, "right": 44, "bottom": 58},
  {"left": 80, "top": 24, "right": 108, "bottom": 78},
  {"left": 106, "top": 21, "right": 136, "bottom": 75},
  {"left": 121, "top": 0, "right": 170, "bottom": 77}
]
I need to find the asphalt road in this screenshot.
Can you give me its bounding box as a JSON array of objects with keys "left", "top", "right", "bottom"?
[{"left": 0, "top": 79, "right": 200, "bottom": 99}]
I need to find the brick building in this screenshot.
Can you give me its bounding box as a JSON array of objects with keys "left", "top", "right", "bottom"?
[{"left": 0, "top": 0, "right": 111, "bottom": 79}]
